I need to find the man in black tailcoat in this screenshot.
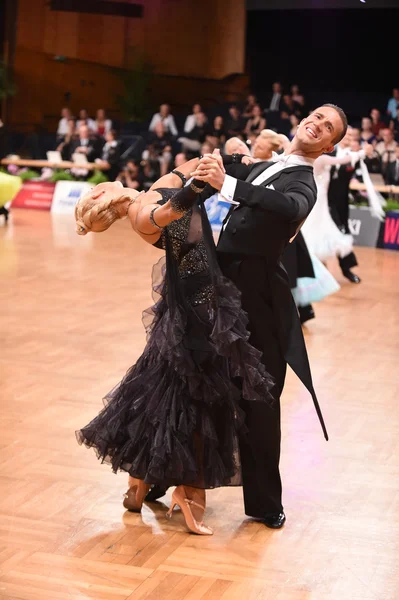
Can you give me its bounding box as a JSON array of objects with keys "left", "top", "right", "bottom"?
[{"left": 188, "top": 104, "right": 348, "bottom": 528}]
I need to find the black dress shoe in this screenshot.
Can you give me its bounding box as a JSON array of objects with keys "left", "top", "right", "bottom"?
[
  {"left": 263, "top": 512, "right": 286, "bottom": 529},
  {"left": 343, "top": 270, "right": 361, "bottom": 284},
  {"left": 298, "top": 304, "right": 315, "bottom": 325},
  {"left": 145, "top": 485, "right": 168, "bottom": 502}
]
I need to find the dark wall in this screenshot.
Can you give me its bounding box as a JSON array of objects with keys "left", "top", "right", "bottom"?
[{"left": 247, "top": 8, "right": 397, "bottom": 121}]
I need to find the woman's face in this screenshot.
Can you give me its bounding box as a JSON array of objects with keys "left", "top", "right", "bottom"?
[
  {"left": 290, "top": 114, "right": 299, "bottom": 126},
  {"left": 214, "top": 116, "right": 223, "bottom": 128},
  {"left": 252, "top": 105, "right": 262, "bottom": 117}
]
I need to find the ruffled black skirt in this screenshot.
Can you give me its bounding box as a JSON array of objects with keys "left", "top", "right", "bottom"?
[{"left": 77, "top": 258, "right": 274, "bottom": 489}]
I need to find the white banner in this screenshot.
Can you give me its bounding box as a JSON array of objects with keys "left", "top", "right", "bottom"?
[{"left": 51, "top": 181, "right": 92, "bottom": 215}]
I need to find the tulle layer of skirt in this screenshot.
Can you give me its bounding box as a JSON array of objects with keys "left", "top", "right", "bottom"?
[{"left": 77, "top": 258, "right": 274, "bottom": 489}]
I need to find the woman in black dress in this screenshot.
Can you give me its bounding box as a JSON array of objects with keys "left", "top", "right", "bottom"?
[{"left": 75, "top": 157, "right": 274, "bottom": 535}]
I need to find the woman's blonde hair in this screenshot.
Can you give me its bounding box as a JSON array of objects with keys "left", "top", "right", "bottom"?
[{"left": 75, "top": 189, "right": 141, "bottom": 235}]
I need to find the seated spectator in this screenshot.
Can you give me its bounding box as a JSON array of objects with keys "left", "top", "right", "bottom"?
[
  {"left": 178, "top": 112, "right": 210, "bottom": 154},
  {"left": 251, "top": 129, "right": 281, "bottom": 161},
  {"left": 244, "top": 105, "right": 266, "bottom": 137},
  {"left": 389, "top": 105, "right": 399, "bottom": 142},
  {"left": 349, "top": 127, "right": 361, "bottom": 143},
  {"left": 290, "top": 84, "right": 306, "bottom": 117},
  {"left": 76, "top": 108, "right": 96, "bottom": 132},
  {"left": 363, "top": 142, "right": 382, "bottom": 175},
  {"left": 375, "top": 128, "right": 397, "bottom": 175},
  {"left": 288, "top": 114, "right": 299, "bottom": 140},
  {"left": 62, "top": 124, "right": 101, "bottom": 162},
  {"left": 56, "top": 117, "right": 77, "bottom": 153},
  {"left": 116, "top": 159, "right": 145, "bottom": 190},
  {"left": 183, "top": 104, "right": 203, "bottom": 134},
  {"left": 224, "top": 137, "right": 250, "bottom": 156},
  {"left": 148, "top": 103, "right": 178, "bottom": 136},
  {"left": 145, "top": 121, "right": 173, "bottom": 157},
  {"left": 242, "top": 94, "right": 257, "bottom": 119},
  {"left": 226, "top": 105, "right": 246, "bottom": 138},
  {"left": 370, "top": 108, "right": 386, "bottom": 139},
  {"left": 360, "top": 117, "right": 377, "bottom": 146},
  {"left": 56, "top": 107, "right": 72, "bottom": 140},
  {"left": 265, "top": 81, "right": 283, "bottom": 113},
  {"left": 276, "top": 110, "right": 291, "bottom": 137},
  {"left": 280, "top": 94, "right": 299, "bottom": 116},
  {"left": 93, "top": 109, "right": 112, "bottom": 137},
  {"left": 387, "top": 87, "right": 399, "bottom": 120},
  {"left": 94, "top": 129, "right": 122, "bottom": 181},
  {"left": 384, "top": 145, "right": 399, "bottom": 186},
  {"left": 206, "top": 115, "right": 226, "bottom": 147}
]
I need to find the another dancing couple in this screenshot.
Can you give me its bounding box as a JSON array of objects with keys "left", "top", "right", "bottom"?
[{"left": 76, "top": 104, "right": 348, "bottom": 536}]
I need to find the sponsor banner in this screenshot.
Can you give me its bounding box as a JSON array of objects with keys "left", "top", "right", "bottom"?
[
  {"left": 348, "top": 206, "right": 381, "bottom": 248},
  {"left": 383, "top": 211, "right": 399, "bottom": 250},
  {"left": 11, "top": 181, "right": 56, "bottom": 210},
  {"left": 51, "top": 181, "right": 92, "bottom": 215}
]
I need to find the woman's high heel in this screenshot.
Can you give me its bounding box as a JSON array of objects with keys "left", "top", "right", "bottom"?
[
  {"left": 166, "top": 486, "right": 213, "bottom": 536},
  {"left": 123, "top": 477, "right": 150, "bottom": 513}
]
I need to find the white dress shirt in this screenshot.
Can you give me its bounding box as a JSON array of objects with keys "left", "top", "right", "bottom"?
[
  {"left": 220, "top": 152, "right": 315, "bottom": 205},
  {"left": 184, "top": 114, "right": 196, "bottom": 133},
  {"left": 57, "top": 118, "right": 69, "bottom": 136},
  {"left": 149, "top": 113, "right": 178, "bottom": 136}
]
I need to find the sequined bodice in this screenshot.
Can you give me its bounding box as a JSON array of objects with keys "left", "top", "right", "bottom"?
[{"left": 156, "top": 189, "right": 214, "bottom": 307}]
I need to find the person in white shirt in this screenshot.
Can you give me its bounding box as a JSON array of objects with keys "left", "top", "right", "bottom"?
[
  {"left": 183, "top": 104, "right": 202, "bottom": 134},
  {"left": 148, "top": 104, "right": 178, "bottom": 137},
  {"left": 56, "top": 107, "right": 72, "bottom": 139},
  {"left": 76, "top": 108, "right": 96, "bottom": 132}
]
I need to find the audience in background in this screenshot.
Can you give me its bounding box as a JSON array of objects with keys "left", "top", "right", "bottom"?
[
  {"left": 62, "top": 124, "right": 100, "bottom": 162},
  {"left": 116, "top": 159, "right": 145, "bottom": 191},
  {"left": 94, "top": 129, "right": 122, "bottom": 181},
  {"left": 370, "top": 108, "right": 385, "bottom": 139},
  {"left": 389, "top": 106, "right": 399, "bottom": 142},
  {"left": 288, "top": 114, "right": 299, "bottom": 140},
  {"left": 206, "top": 115, "right": 226, "bottom": 147},
  {"left": 56, "top": 108, "right": 72, "bottom": 140},
  {"left": 386, "top": 88, "right": 399, "bottom": 120},
  {"left": 183, "top": 104, "right": 203, "bottom": 133},
  {"left": 148, "top": 103, "right": 178, "bottom": 136},
  {"left": 242, "top": 94, "right": 258, "bottom": 119},
  {"left": 374, "top": 128, "right": 397, "bottom": 176},
  {"left": 178, "top": 111, "right": 209, "bottom": 154},
  {"left": 226, "top": 105, "right": 245, "bottom": 138},
  {"left": 265, "top": 81, "right": 283, "bottom": 113},
  {"left": 76, "top": 109, "right": 96, "bottom": 132},
  {"left": 224, "top": 137, "right": 250, "bottom": 156},
  {"left": 244, "top": 105, "right": 266, "bottom": 137},
  {"left": 145, "top": 121, "right": 172, "bottom": 158},
  {"left": 360, "top": 117, "right": 377, "bottom": 146},
  {"left": 384, "top": 145, "right": 399, "bottom": 185},
  {"left": 7, "top": 85, "right": 399, "bottom": 194},
  {"left": 93, "top": 109, "right": 112, "bottom": 137}
]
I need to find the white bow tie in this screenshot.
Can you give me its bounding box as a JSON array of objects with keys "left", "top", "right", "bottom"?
[{"left": 271, "top": 153, "right": 288, "bottom": 163}]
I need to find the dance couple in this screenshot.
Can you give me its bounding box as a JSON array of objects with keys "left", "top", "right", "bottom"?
[{"left": 76, "top": 105, "right": 348, "bottom": 536}]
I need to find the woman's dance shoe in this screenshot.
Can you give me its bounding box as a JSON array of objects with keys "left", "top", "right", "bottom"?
[
  {"left": 166, "top": 486, "right": 213, "bottom": 535},
  {"left": 123, "top": 478, "right": 150, "bottom": 512}
]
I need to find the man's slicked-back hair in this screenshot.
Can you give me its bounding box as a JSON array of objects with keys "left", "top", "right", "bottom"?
[{"left": 320, "top": 103, "right": 348, "bottom": 144}]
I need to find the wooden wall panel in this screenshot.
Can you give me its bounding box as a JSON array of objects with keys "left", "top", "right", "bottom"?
[{"left": 9, "top": 0, "right": 247, "bottom": 129}]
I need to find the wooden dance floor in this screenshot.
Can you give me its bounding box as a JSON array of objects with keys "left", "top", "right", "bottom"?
[{"left": 1, "top": 209, "right": 398, "bottom": 600}]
